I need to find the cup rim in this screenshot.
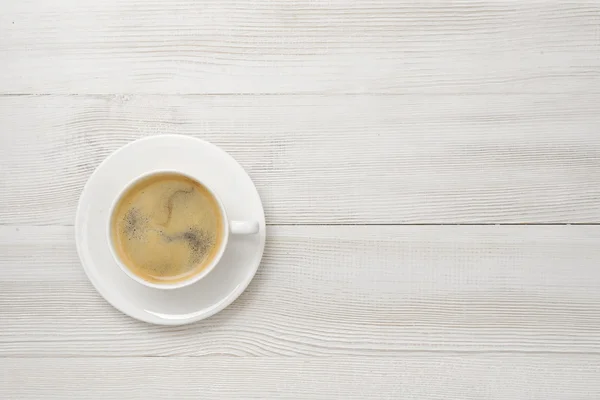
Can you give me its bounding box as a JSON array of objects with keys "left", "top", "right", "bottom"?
[{"left": 106, "top": 169, "right": 230, "bottom": 290}]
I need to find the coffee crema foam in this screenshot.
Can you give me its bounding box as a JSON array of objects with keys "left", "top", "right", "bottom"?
[{"left": 111, "top": 173, "right": 224, "bottom": 284}]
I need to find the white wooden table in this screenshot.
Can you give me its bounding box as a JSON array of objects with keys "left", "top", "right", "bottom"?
[{"left": 2, "top": 1, "right": 600, "bottom": 398}]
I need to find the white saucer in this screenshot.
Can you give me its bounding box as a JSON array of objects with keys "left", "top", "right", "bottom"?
[{"left": 75, "top": 135, "right": 266, "bottom": 325}]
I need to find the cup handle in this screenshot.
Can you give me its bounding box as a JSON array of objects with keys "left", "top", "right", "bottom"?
[{"left": 230, "top": 220, "right": 259, "bottom": 235}]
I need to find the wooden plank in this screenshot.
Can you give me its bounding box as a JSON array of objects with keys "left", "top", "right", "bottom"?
[
  {"left": 2, "top": 356, "right": 600, "bottom": 399},
  {"left": 2, "top": 225, "right": 600, "bottom": 356},
  {"left": 1, "top": 1, "right": 599, "bottom": 94},
  {"left": 2, "top": 94, "right": 600, "bottom": 224}
]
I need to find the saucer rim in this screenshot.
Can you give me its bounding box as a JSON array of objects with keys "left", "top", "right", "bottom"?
[{"left": 74, "top": 134, "right": 266, "bottom": 325}]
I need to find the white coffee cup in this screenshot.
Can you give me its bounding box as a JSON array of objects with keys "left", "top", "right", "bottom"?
[{"left": 106, "top": 170, "right": 259, "bottom": 290}]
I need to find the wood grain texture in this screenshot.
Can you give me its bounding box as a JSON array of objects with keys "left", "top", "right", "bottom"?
[
  {"left": 2, "top": 225, "right": 600, "bottom": 356},
  {"left": 3, "top": 356, "right": 600, "bottom": 399},
  {"left": 3, "top": 1, "right": 600, "bottom": 397},
  {"left": 2, "top": 1, "right": 599, "bottom": 94},
  {"left": 2, "top": 94, "right": 600, "bottom": 225}
]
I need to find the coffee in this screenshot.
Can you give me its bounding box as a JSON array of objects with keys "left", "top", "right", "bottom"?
[{"left": 110, "top": 173, "right": 224, "bottom": 284}]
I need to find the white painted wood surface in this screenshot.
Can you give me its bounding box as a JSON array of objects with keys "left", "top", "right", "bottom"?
[
  {"left": 3, "top": 94, "right": 600, "bottom": 224},
  {"left": 3, "top": 356, "right": 600, "bottom": 399},
  {"left": 2, "top": 1, "right": 600, "bottom": 94},
  {"left": 2, "top": 0, "right": 600, "bottom": 398},
  {"left": 2, "top": 225, "right": 600, "bottom": 356}
]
